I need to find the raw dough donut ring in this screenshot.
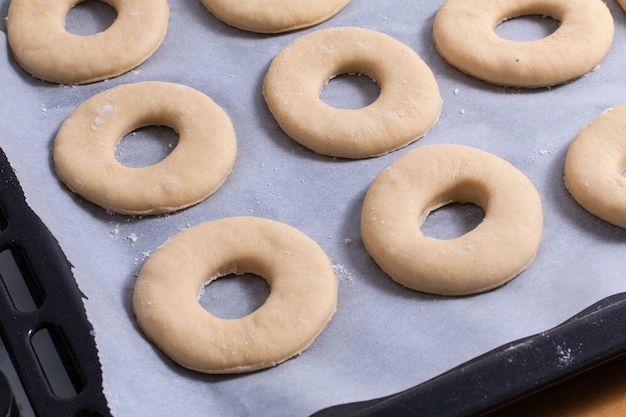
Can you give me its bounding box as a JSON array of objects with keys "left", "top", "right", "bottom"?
[
  {"left": 432, "top": 0, "right": 614, "bottom": 88},
  {"left": 6, "top": 0, "right": 169, "bottom": 84},
  {"left": 564, "top": 104, "right": 626, "bottom": 229},
  {"left": 200, "top": 0, "right": 351, "bottom": 33},
  {"left": 132, "top": 216, "right": 338, "bottom": 374},
  {"left": 361, "top": 144, "right": 543, "bottom": 296},
  {"left": 53, "top": 81, "right": 236, "bottom": 215},
  {"left": 263, "top": 27, "right": 442, "bottom": 159}
]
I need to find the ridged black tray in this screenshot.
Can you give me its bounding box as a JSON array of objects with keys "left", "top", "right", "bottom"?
[{"left": 0, "top": 147, "right": 111, "bottom": 417}]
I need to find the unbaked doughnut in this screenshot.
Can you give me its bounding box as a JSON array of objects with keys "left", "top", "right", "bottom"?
[
  {"left": 53, "top": 81, "right": 236, "bottom": 215},
  {"left": 6, "top": 0, "right": 169, "bottom": 84},
  {"left": 132, "top": 216, "right": 338, "bottom": 374},
  {"left": 263, "top": 27, "right": 442, "bottom": 159},
  {"left": 564, "top": 104, "right": 626, "bottom": 229},
  {"left": 361, "top": 144, "right": 543, "bottom": 296},
  {"left": 433, "top": 0, "right": 614, "bottom": 88},
  {"left": 200, "top": 0, "right": 351, "bottom": 33}
]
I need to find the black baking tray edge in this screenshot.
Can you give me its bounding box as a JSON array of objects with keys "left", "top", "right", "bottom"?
[
  {"left": 0, "top": 147, "right": 112, "bottom": 416},
  {"left": 312, "top": 290, "right": 626, "bottom": 417}
]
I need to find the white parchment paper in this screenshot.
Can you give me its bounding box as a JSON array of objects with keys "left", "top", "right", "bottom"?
[{"left": 2, "top": 1, "right": 626, "bottom": 416}]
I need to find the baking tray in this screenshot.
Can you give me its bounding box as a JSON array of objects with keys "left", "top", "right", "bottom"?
[
  {"left": 0, "top": 145, "right": 624, "bottom": 417},
  {"left": 2, "top": 0, "right": 626, "bottom": 415},
  {"left": 314, "top": 292, "right": 626, "bottom": 416},
  {"left": 1, "top": 157, "right": 624, "bottom": 417},
  {"left": 0, "top": 147, "right": 110, "bottom": 416}
]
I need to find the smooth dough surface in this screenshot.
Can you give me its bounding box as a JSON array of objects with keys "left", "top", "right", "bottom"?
[
  {"left": 53, "top": 81, "right": 236, "bottom": 215},
  {"left": 132, "top": 216, "right": 338, "bottom": 374},
  {"left": 564, "top": 104, "right": 626, "bottom": 229},
  {"left": 361, "top": 144, "right": 543, "bottom": 296},
  {"left": 433, "top": 0, "right": 614, "bottom": 88},
  {"left": 201, "top": 0, "right": 351, "bottom": 33},
  {"left": 263, "top": 27, "right": 442, "bottom": 159},
  {"left": 6, "top": 0, "right": 169, "bottom": 84}
]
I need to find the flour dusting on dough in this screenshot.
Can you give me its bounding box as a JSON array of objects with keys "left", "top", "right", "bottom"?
[{"left": 90, "top": 104, "right": 117, "bottom": 131}]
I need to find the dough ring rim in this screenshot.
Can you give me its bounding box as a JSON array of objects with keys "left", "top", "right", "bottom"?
[
  {"left": 361, "top": 143, "right": 543, "bottom": 296},
  {"left": 6, "top": 0, "right": 169, "bottom": 84},
  {"left": 263, "top": 26, "right": 442, "bottom": 159},
  {"left": 200, "top": 0, "right": 351, "bottom": 33},
  {"left": 52, "top": 81, "right": 237, "bottom": 216},
  {"left": 564, "top": 104, "right": 626, "bottom": 229},
  {"left": 132, "top": 216, "right": 338, "bottom": 374},
  {"left": 432, "top": 0, "right": 614, "bottom": 88}
]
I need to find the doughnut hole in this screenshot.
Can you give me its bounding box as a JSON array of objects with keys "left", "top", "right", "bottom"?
[
  {"left": 420, "top": 181, "right": 487, "bottom": 240},
  {"left": 199, "top": 273, "right": 271, "bottom": 320},
  {"left": 494, "top": 15, "right": 560, "bottom": 42},
  {"left": 421, "top": 202, "right": 485, "bottom": 240},
  {"left": 65, "top": 0, "right": 117, "bottom": 36},
  {"left": 320, "top": 73, "right": 380, "bottom": 110},
  {"left": 115, "top": 126, "right": 179, "bottom": 168}
]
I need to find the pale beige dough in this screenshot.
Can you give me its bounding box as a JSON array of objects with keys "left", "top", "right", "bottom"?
[
  {"left": 263, "top": 27, "right": 442, "bottom": 159},
  {"left": 6, "top": 0, "right": 169, "bottom": 84},
  {"left": 132, "top": 216, "right": 338, "bottom": 374},
  {"left": 433, "top": 0, "right": 614, "bottom": 88},
  {"left": 361, "top": 144, "right": 543, "bottom": 296},
  {"left": 201, "top": 0, "right": 350, "bottom": 33},
  {"left": 53, "top": 81, "right": 236, "bottom": 215},
  {"left": 564, "top": 104, "right": 626, "bottom": 229}
]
